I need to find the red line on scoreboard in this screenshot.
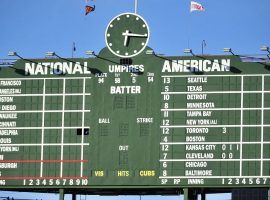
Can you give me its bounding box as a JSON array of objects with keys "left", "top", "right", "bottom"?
[
  {"left": 0, "top": 176, "right": 88, "bottom": 180},
  {"left": 0, "top": 160, "right": 88, "bottom": 163}
]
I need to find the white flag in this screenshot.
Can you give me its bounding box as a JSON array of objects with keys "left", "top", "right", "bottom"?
[{"left": 190, "top": 1, "right": 205, "bottom": 12}]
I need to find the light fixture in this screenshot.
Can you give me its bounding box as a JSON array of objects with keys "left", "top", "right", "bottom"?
[
  {"left": 260, "top": 46, "right": 269, "bottom": 52},
  {"left": 260, "top": 46, "right": 270, "bottom": 59},
  {"left": 223, "top": 48, "right": 235, "bottom": 55},
  {"left": 85, "top": 50, "right": 96, "bottom": 56},
  {"left": 145, "top": 50, "right": 155, "bottom": 55},
  {"left": 8, "top": 51, "right": 18, "bottom": 56},
  {"left": 45, "top": 51, "right": 56, "bottom": 57},
  {"left": 8, "top": 51, "right": 26, "bottom": 59},
  {"left": 184, "top": 48, "right": 195, "bottom": 55},
  {"left": 45, "top": 52, "right": 66, "bottom": 60}
]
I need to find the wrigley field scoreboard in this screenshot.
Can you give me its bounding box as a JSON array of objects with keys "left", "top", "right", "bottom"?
[
  {"left": 0, "top": 50, "right": 270, "bottom": 192},
  {"left": 1, "top": 13, "right": 270, "bottom": 194}
]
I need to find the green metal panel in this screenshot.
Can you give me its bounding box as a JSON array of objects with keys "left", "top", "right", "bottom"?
[{"left": 0, "top": 48, "right": 270, "bottom": 192}]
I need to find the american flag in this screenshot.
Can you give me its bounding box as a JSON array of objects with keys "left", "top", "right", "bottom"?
[{"left": 190, "top": 1, "right": 205, "bottom": 12}]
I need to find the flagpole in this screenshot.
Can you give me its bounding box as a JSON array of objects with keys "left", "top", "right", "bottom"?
[
  {"left": 202, "top": 41, "right": 203, "bottom": 55},
  {"left": 72, "top": 42, "right": 75, "bottom": 58},
  {"left": 202, "top": 40, "right": 206, "bottom": 55},
  {"left": 72, "top": 42, "right": 74, "bottom": 58},
  {"left": 134, "top": 0, "right": 138, "bottom": 14},
  {"left": 187, "top": 4, "right": 191, "bottom": 49}
]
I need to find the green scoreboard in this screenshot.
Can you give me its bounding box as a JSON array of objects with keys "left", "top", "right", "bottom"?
[{"left": 0, "top": 12, "right": 270, "bottom": 194}]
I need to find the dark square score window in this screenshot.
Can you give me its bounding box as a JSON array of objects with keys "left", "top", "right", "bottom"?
[{"left": 77, "top": 128, "right": 90, "bottom": 136}]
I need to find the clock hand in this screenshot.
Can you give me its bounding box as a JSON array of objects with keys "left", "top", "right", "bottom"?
[
  {"left": 122, "top": 32, "right": 148, "bottom": 38},
  {"left": 122, "top": 31, "right": 148, "bottom": 47},
  {"left": 122, "top": 30, "right": 130, "bottom": 46}
]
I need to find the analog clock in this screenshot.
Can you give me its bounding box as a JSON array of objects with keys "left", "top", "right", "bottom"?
[{"left": 105, "top": 13, "right": 150, "bottom": 58}]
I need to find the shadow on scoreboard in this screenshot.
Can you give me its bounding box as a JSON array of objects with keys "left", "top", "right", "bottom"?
[
  {"left": 265, "top": 65, "right": 270, "bottom": 71},
  {"left": 229, "top": 67, "right": 242, "bottom": 74},
  {"left": 10, "top": 67, "right": 29, "bottom": 76}
]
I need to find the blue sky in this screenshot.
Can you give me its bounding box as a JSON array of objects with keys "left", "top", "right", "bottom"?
[
  {"left": 0, "top": 0, "right": 270, "bottom": 199},
  {"left": 1, "top": 0, "right": 270, "bottom": 59}
]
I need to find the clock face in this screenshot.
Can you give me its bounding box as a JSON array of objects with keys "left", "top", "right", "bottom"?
[{"left": 105, "top": 13, "right": 150, "bottom": 58}]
